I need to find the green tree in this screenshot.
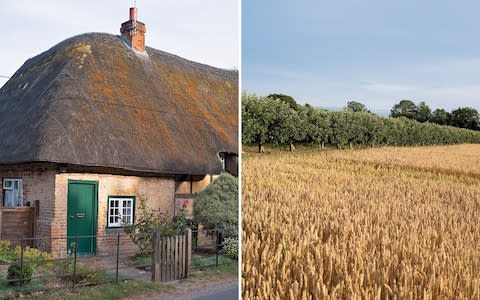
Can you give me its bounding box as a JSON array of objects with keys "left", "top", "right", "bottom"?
[
  {"left": 193, "top": 173, "right": 238, "bottom": 237},
  {"left": 303, "top": 106, "right": 331, "bottom": 149},
  {"left": 431, "top": 108, "right": 450, "bottom": 125},
  {"left": 345, "top": 100, "right": 369, "bottom": 113},
  {"left": 269, "top": 100, "right": 305, "bottom": 151},
  {"left": 267, "top": 93, "right": 299, "bottom": 110},
  {"left": 390, "top": 100, "right": 418, "bottom": 119},
  {"left": 415, "top": 101, "right": 432, "bottom": 123},
  {"left": 450, "top": 107, "right": 480, "bottom": 130},
  {"left": 358, "top": 112, "right": 384, "bottom": 146},
  {"left": 242, "top": 93, "right": 275, "bottom": 152},
  {"left": 330, "top": 111, "right": 355, "bottom": 149}
]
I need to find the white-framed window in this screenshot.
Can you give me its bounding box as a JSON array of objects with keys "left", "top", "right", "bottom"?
[
  {"left": 107, "top": 196, "right": 135, "bottom": 227},
  {"left": 3, "top": 178, "right": 23, "bottom": 208}
]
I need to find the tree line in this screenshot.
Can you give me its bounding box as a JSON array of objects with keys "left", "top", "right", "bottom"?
[
  {"left": 242, "top": 92, "right": 480, "bottom": 152},
  {"left": 389, "top": 99, "right": 480, "bottom": 130}
]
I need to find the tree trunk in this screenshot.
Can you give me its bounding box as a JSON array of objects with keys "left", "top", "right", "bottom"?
[
  {"left": 321, "top": 141, "right": 325, "bottom": 150},
  {"left": 349, "top": 142, "right": 353, "bottom": 150},
  {"left": 337, "top": 144, "right": 342, "bottom": 150},
  {"left": 258, "top": 142, "right": 264, "bottom": 153},
  {"left": 289, "top": 142, "right": 295, "bottom": 152}
]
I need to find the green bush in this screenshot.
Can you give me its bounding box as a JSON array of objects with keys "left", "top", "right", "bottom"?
[
  {"left": 0, "top": 241, "right": 17, "bottom": 263},
  {"left": 54, "top": 257, "right": 104, "bottom": 285},
  {"left": 7, "top": 261, "right": 33, "bottom": 286},
  {"left": 0, "top": 240, "right": 52, "bottom": 271},
  {"left": 220, "top": 237, "right": 238, "bottom": 260},
  {"left": 15, "top": 245, "right": 53, "bottom": 269},
  {"left": 123, "top": 197, "right": 189, "bottom": 254},
  {"left": 193, "top": 173, "right": 239, "bottom": 238}
]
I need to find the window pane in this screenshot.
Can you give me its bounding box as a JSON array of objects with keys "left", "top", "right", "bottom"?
[
  {"left": 108, "top": 197, "right": 134, "bottom": 226},
  {"left": 4, "top": 180, "right": 22, "bottom": 207},
  {"left": 13, "top": 188, "right": 20, "bottom": 206},
  {"left": 4, "top": 190, "right": 13, "bottom": 207}
]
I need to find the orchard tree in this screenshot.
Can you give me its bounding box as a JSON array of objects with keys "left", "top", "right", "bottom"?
[
  {"left": 359, "top": 112, "right": 384, "bottom": 146},
  {"left": 269, "top": 99, "right": 305, "bottom": 151},
  {"left": 242, "top": 93, "right": 275, "bottom": 152},
  {"left": 330, "top": 111, "right": 355, "bottom": 149},
  {"left": 303, "top": 106, "right": 331, "bottom": 149}
]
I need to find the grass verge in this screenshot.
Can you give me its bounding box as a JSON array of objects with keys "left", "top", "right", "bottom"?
[{"left": 5, "top": 263, "right": 238, "bottom": 299}]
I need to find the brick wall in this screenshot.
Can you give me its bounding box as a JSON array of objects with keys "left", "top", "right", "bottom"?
[
  {"left": 54, "top": 173, "right": 175, "bottom": 256},
  {"left": 0, "top": 164, "right": 56, "bottom": 251},
  {"left": 0, "top": 164, "right": 211, "bottom": 258}
]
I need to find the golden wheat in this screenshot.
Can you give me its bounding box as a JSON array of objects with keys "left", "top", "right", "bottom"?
[{"left": 242, "top": 145, "right": 480, "bottom": 299}]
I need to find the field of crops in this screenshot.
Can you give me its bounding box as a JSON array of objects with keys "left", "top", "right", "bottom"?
[{"left": 242, "top": 145, "right": 480, "bottom": 299}]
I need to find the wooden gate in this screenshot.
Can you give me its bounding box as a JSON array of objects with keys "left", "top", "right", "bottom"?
[{"left": 152, "top": 228, "right": 192, "bottom": 282}]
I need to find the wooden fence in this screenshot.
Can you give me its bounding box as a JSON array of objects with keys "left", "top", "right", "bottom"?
[
  {"left": 1, "top": 207, "right": 35, "bottom": 247},
  {"left": 151, "top": 228, "right": 192, "bottom": 282}
]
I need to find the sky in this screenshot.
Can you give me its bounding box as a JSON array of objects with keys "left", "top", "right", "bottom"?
[
  {"left": 243, "top": 0, "right": 480, "bottom": 113},
  {"left": 0, "top": 0, "right": 239, "bottom": 87}
]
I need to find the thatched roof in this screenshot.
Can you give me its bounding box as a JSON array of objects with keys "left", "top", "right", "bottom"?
[{"left": 0, "top": 33, "right": 238, "bottom": 175}]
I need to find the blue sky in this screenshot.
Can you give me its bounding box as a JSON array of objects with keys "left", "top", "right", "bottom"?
[
  {"left": 243, "top": 0, "right": 480, "bottom": 112},
  {"left": 0, "top": 0, "right": 239, "bottom": 88}
]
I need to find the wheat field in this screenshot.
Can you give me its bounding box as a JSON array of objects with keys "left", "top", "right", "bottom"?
[{"left": 242, "top": 145, "right": 480, "bottom": 299}]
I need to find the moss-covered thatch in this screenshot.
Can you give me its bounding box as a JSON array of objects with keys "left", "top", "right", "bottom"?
[{"left": 0, "top": 33, "right": 238, "bottom": 175}]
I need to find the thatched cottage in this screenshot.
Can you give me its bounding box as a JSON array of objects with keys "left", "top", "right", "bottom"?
[{"left": 0, "top": 7, "right": 238, "bottom": 255}]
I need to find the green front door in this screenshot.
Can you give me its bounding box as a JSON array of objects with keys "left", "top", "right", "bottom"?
[{"left": 67, "top": 180, "right": 98, "bottom": 255}]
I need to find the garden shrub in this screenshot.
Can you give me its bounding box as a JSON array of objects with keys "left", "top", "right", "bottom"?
[
  {"left": 0, "top": 240, "right": 52, "bottom": 270},
  {"left": 7, "top": 261, "right": 33, "bottom": 286},
  {"left": 193, "top": 173, "right": 239, "bottom": 238},
  {"left": 123, "top": 196, "right": 189, "bottom": 254},
  {"left": 54, "top": 257, "right": 104, "bottom": 285},
  {"left": 0, "top": 241, "right": 16, "bottom": 263},
  {"left": 15, "top": 246, "right": 53, "bottom": 269},
  {"left": 220, "top": 237, "right": 238, "bottom": 260}
]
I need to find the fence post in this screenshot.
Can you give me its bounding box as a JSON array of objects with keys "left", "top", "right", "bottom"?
[
  {"left": 185, "top": 228, "right": 192, "bottom": 277},
  {"left": 20, "top": 238, "right": 24, "bottom": 286},
  {"left": 72, "top": 236, "right": 78, "bottom": 289},
  {"left": 215, "top": 230, "right": 219, "bottom": 267},
  {"left": 115, "top": 233, "right": 120, "bottom": 284},
  {"left": 151, "top": 230, "right": 160, "bottom": 282}
]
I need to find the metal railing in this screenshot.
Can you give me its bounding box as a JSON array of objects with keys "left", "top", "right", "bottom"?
[
  {"left": 0, "top": 233, "right": 148, "bottom": 297},
  {"left": 0, "top": 228, "right": 238, "bottom": 297},
  {"left": 191, "top": 228, "right": 237, "bottom": 269}
]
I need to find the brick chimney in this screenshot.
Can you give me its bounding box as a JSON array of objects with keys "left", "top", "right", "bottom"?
[{"left": 120, "top": 7, "right": 146, "bottom": 52}]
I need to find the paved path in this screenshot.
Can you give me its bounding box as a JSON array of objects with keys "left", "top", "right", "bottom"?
[{"left": 152, "top": 280, "right": 238, "bottom": 300}]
